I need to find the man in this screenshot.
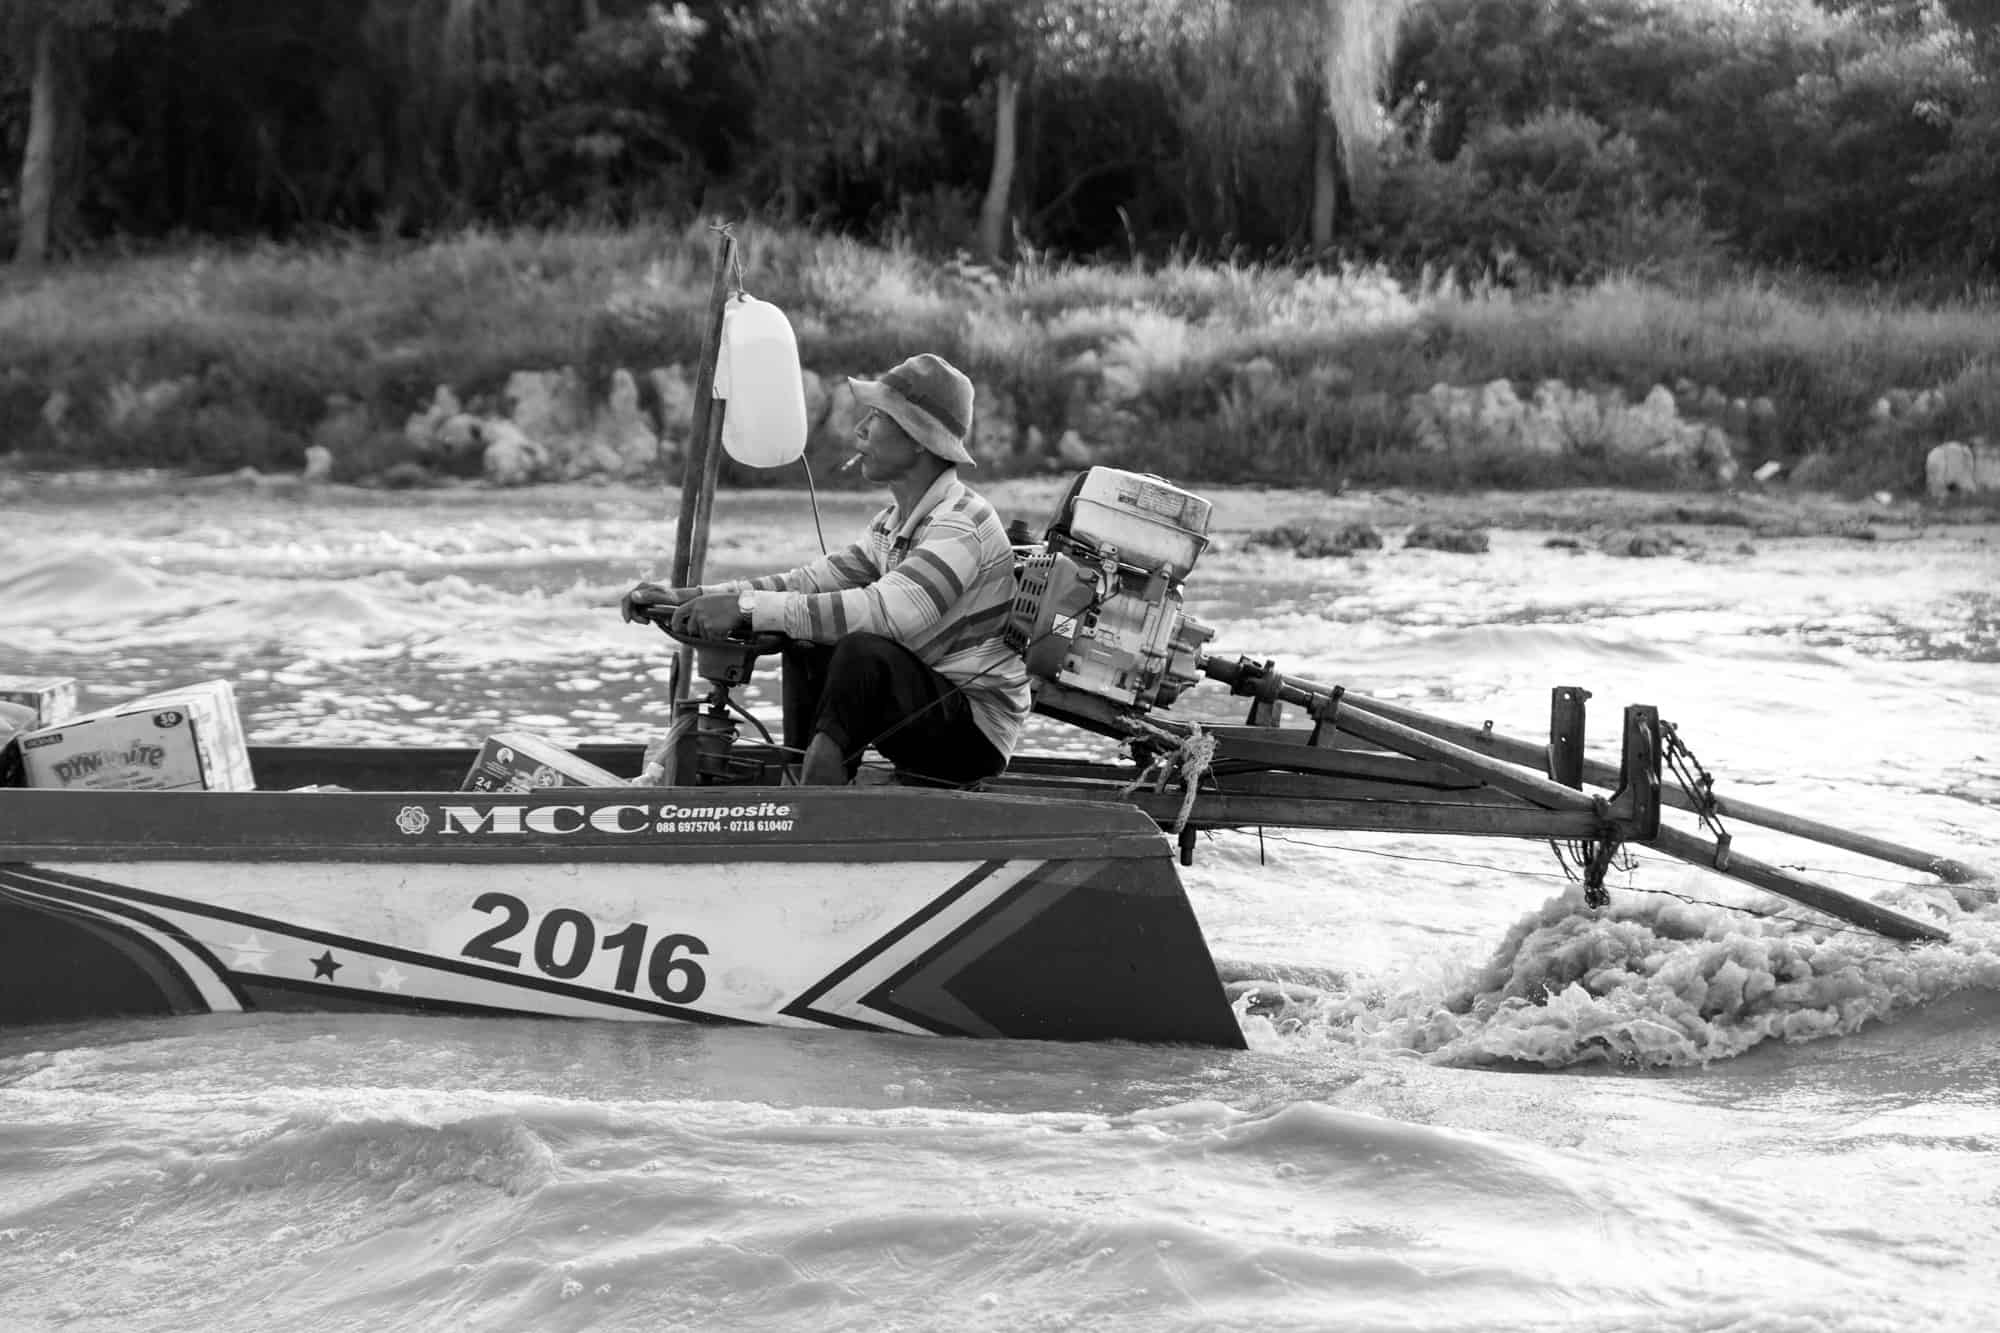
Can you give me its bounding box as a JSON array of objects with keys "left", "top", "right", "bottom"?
[{"left": 621, "top": 352, "right": 1029, "bottom": 787}]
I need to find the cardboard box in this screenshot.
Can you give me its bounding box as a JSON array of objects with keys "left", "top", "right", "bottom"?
[
  {"left": 20, "top": 679, "right": 256, "bottom": 792},
  {"left": 0, "top": 675, "right": 80, "bottom": 728},
  {"left": 0, "top": 700, "right": 38, "bottom": 738},
  {"left": 132, "top": 679, "right": 253, "bottom": 791},
  {"left": 461, "top": 731, "right": 627, "bottom": 793}
]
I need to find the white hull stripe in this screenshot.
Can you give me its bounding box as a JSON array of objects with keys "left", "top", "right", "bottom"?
[
  {"left": 4, "top": 859, "right": 1084, "bottom": 1036},
  {"left": 0, "top": 871, "right": 245, "bottom": 1014},
  {"left": 1, "top": 866, "right": 741, "bottom": 1024}
]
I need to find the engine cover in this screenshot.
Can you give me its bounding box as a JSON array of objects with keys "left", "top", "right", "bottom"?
[
  {"left": 1007, "top": 468, "right": 1217, "bottom": 715},
  {"left": 1051, "top": 468, "right": 1212, "bottom": 580}
]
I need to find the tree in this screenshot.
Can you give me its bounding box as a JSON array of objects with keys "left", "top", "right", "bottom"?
[
  {"left": 5, "top": 0, "right": 191, "bottom": 265},
  {"left": 908, "top": 0, "right": 1063, "bottom": 263},
  {"left": 1319, "top": 0, "right": 1411, "bottom": 237},
  {"left": 1223, "top": 0, "right": 1413, "bottom": 249},
  {"left": 724, "top": 0, "right": 922, "bottom": 226},
  {"left": 898, "top": 0, "right": 1203, "bottom": 261},
  {"left": 12, "top": 14, "right": 75, "bottom": 266},
  {"left": 954, "top": 0, "right": 1034, "bottom": 263}
]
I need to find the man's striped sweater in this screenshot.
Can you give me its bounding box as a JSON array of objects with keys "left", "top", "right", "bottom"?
[{"left": 721, "top": 471, "right": 1031, "bottom": 760}]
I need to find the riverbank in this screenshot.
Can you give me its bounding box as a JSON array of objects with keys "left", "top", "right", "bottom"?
[{"left": 4, "top": 226, "right": 1998, "bottom": 497}]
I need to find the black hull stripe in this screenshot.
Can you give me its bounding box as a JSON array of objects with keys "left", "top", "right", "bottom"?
[
  {"left": 235, "top": 974, "right": 571, "bottom": 1019},
  {"left": 862, "top": 860, "right": 1097, "bottom": 1036},
  {"left": 2, "top": 867, "right": 248, "bottom": 1011},
  {"left": 6, "top": 865, "right": 746, "bottom": 1027},
  {"left": 0, "top": 880, "right": 211, "bottom": 1017},
  {"left": 779, "top": 859, "right": 1010, "bottom": 1033}
]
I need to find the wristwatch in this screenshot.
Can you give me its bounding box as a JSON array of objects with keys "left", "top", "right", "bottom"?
[{"left": 737, "top": 589, "right": 756, "bottom": 632}]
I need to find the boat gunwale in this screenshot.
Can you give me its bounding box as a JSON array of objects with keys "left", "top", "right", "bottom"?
[{"left": 0, "top": 783, "right": 1180, "bottom": 866}]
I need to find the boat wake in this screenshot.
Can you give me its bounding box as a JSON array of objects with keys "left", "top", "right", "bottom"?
[{"left": 1229, "top": 880, "right": 2000, "bottom": 1068}]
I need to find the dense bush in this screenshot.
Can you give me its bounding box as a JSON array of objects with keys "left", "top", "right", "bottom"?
[
  {"left": 1389, "top": 0, "right": 2000, "bottom": 275},
  {"left": 1, "top": 0, "right": 1995, "bottom": 278},
  {"left": 1356, "top": 111, "right": 1724, "bottom": 284}
]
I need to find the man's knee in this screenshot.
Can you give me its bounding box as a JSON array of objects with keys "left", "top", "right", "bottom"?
[{"left": 812, "top": 632, "right": 908, "bottom": 744}]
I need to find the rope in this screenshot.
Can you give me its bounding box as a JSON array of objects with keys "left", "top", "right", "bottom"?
[
  {"left": 710, "top": 218, "right": 745, "bottom": 297},
  {"left": 1118, "top": 722, "right": 1216, "bottom": 835}
]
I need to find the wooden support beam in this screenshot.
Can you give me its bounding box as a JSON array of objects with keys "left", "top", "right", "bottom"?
[
  {"left": 984, "top": 781, "right": 1611, "bottom": 839},
  {"left": 1607, "top": 705, "right": 1661, "bottom": 840},
  {"left": 1331, "top": 693, "right": 1951, "bottom": 940},
  {"left": 1352, "top": 693, "right": 1986, "bottom": 885},
  {"left": 992, "top": 767, "right": 1531, "bottom": 810},
  {"left": 1647, "top": 824, "right": 1948, "bottom": 943},
  {"left": 1195, "top": 657, "right": 1960, "bottom": 940},
  {"left": 1204, "top": 729, "right": 1482, "bottom": 790},
  {"left": 1326, "top": 705, "right": 1602, "bottom": 815},
  {"left": 1307, "top": 687, "right": 1347, "bottom": 749},
  {"left": 1549, "top": 686, "right": 1589, "bottom": 788},
  {"left": 1198, "top": 656, "right": 1986, "bottom": 886}
]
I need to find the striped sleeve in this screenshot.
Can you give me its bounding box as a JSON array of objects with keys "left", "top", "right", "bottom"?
[
  {"left": 774, "top": 509, "right": 988, "bottom": 646},
  {"left": 742, "top": 540, "right": 879, "bottom": 596},
  {"left": 702, "top": 512, "right": 891, "bottom": 602}
]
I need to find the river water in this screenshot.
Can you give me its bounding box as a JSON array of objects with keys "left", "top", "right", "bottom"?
[{"left": 1, "top": 479, "right": 1997, "bottom": 1332}]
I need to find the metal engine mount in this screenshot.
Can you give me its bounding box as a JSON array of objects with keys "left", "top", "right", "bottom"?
[{"left": 1006, "top": 467, "right": 1215, "bottom": 722}]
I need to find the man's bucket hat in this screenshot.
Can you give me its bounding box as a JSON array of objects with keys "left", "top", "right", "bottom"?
[{"left": 849, "top": 353, "right": 976, "bottom": 466}]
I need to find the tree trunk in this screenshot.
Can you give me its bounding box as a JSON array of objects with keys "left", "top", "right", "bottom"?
[
  {"left": 976, "top": 69, "right": 1021, "bottom": 264},
  {"left": 16, "top": 19, "right": 72, "bottom": 267},
  {"left": 1310, "top": 112, "right": 1339, "bottom": 249}
]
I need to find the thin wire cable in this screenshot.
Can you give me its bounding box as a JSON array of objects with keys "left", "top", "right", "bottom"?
[
  {"left": 722, "top": 693, "right": 774, "bottom": 746},
  {"left": 1770, "top": 862, "right": 1946, "bottom": 886},
  {"left": 1624, "top": 844, "right": 1958, "bottom": 891},
  {"left": 799, "top": 455, "right": 830, "bottom": 555}
]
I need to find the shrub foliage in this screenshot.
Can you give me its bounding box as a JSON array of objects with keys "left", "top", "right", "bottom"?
[{"left": 0, "top": 0, "right": 1995, "bottom": 279}]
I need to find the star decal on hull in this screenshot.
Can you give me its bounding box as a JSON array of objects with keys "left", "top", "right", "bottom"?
[{"left": 228, "top": 932, "right": 271, "bottom": 972}]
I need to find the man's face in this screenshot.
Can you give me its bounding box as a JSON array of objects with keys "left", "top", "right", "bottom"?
[{"left": 853, "top": 408, "right": 926, "bottom": 483}]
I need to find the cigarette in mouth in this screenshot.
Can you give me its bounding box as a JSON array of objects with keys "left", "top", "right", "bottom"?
[{"left": 838, "top": 453, "right": 865, "bottom": 472}]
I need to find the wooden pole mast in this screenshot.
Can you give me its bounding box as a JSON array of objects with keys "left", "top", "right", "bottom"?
[
  {"left": 670, "top": 222, "right": 738, "bottom": 599},
  {"left": 654, "top": 224, "right": 739, "bottom": 784}
]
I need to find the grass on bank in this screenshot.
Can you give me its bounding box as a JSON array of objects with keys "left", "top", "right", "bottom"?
[{"left": 2, "top": 222, "right": 1996, "bottom": 493}]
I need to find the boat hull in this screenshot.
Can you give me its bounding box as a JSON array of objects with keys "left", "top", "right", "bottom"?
[{"left": 0, "top": 786, "right": 1245, "bottom": 1048}]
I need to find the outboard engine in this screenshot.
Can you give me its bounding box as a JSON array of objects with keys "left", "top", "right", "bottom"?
[{"left": 1006, "top": 467, "right": 1215, "bottom": 722}]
